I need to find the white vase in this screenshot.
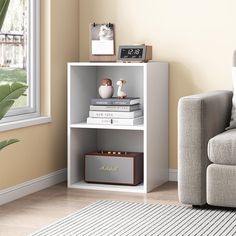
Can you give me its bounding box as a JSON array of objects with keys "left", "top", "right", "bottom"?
[{"left": 99, "top": 85, "right": 114, "bottom": 99}]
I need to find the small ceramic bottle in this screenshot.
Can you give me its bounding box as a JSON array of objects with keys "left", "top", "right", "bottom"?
[{"left": 98, "top": 78, "right": 114, "bottom": 98}]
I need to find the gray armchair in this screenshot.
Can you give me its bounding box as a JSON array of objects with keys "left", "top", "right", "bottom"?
[{"left": 178, "top": 90, "right": 236, "bottom": 207}]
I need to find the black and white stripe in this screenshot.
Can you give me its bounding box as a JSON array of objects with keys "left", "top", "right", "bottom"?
[{"left": 32, "top": 200, "right": 236, "bottom": 236}]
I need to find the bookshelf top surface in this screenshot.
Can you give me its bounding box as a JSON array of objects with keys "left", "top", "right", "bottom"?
[{"left": 68, "top": 61, "right": 168, "bottom": 67}]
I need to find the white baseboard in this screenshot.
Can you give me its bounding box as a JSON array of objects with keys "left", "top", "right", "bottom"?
[
  {"left": 0, "top": 168, "right": 176, "bottom": 205},
  {"left": 0, "top": 168, "right": 67, "bottom": 206},
  {"left": 169, "top": 169, "right": 178, "bottom": 182}
]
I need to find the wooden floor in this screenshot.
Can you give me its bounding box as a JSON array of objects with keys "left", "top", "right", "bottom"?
[{"left": 0, "top": 181, "right": 179, "bottom": 236}]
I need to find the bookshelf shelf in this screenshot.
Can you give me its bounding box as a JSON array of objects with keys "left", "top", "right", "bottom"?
[
  {"left": 70, "top": 122, "right": 145, "bottom": 131},
  {"left": 67, "top": 62, "right": 169, "bottom": 193},
  {"left": 69, "top": 180, "right": 144, "bottom": 193}
]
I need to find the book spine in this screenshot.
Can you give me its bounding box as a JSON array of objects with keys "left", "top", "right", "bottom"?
[
  {"left": 91, "top": 98, "right": 140, "bottom": 106},
  {"left": 91, "top": 100, "right": 112, "bottom": 105},
  {"left": 91, "top": 100, "right": 130, "bottom": 105},
  {"left": 112, "top": 99, "right": 140, "bottom": 105},
  {"left": 87, "top": 117, "right": 112, "bottom": 125},
  {"left": 112, "top": 101, "right": 132, "bottom": 105},
  {"left": 112, "top": 117, "right": 144, "bottom": 126},
  {"left": 90, "top": 105, "right": 139, "bottom": 112},
  {"left": 89, "top": 110, "right": 142, "bottom": 119}
]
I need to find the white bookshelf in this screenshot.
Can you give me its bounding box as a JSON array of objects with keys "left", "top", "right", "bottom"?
[{"left": 67, "top": 62, "right": 169, "bottom": 193}]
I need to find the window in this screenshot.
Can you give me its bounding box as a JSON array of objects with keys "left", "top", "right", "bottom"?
[{"left": 0, "top": 0, "right": 40, "bottom": 123}]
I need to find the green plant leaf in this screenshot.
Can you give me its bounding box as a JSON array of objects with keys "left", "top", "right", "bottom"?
[
  {"left": 0, "top": 0, "right": 10, "bottom": 31},
  {"left": 0, "top": 82, "right": 28, "bottom": 120},
  {"left": 0, "top": 139, "right": 19, "bottom": 151},
  {"left": 0, "top": 99, "right": 14, "bottom": 119},
  {"left": 0, "top": 82, "right": 28, "bottom": 101},
  {"left": 0, "top": 83, "right": 28, "bottom": 153}
]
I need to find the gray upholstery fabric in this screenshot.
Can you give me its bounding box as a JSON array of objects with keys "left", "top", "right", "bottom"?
[
  {"left": 207, "top": 164, "right": 236, "bottom": 208},
  {"left": 178, "top": 90, "right": 232, "bottom": 205},
  {"left": 227, "top": 65, "right": 236, "bottom": 130},
  {"left": 208, "top": 129, "right": 236, "bottom": 165}
]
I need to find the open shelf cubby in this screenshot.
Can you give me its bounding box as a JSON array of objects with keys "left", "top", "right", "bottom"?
[{"left": 67, "top": 62, "right": 169, "bottom": 193}]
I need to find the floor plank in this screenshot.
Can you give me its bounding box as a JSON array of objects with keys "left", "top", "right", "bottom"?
[{"left": 0, "top": 181, "right": 179, "bottom": 235}]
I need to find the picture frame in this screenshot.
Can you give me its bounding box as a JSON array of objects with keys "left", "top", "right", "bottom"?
[{"left": 89, "top": 23, "right": 116, "bottom": 62}]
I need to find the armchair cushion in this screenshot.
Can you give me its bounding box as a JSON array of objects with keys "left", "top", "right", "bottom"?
[
  {"left": 207, "top": 164, "right": 236, "bottom": 208},
  {"left": 208, "top": 129, "right": 236, "bottom": 165}
]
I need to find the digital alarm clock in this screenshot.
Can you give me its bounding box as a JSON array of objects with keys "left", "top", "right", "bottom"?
[{"left": 118, "top": 44, "right": 152, "bottom": 62}]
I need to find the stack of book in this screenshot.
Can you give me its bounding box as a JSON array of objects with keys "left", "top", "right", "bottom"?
[{"left": 87, "top": 97, "right": 143, "bottom": 126}]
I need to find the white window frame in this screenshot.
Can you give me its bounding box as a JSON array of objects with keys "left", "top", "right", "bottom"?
[{"left": 1, "top": 0, "right": 40, "bottom": 123}]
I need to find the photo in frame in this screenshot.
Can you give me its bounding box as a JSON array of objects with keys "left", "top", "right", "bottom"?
[
  {"left": 89, "top": 23, "right": 116, "bottom": 62},
  {"left": 91, "top": 23, "right": 114, "bottom": 55}
]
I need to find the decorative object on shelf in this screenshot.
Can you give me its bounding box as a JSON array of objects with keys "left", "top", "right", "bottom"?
[
  {"left": 87, "top": 96, "right": 143, "bottom": 126},
  {"left": 89, "top": 110, "right": 142, "bottom": 119},
  {"left": 116, "top": 79, "right": 127, "bottom": 98},
  {"left": 85, "top": 151, "right": 143, "bottom": 185},
  {"left": 90, "top": 104, "right": 140, "bottom": 112},
  {"left": 87, "top": 116, "right": 143, "bottom": 126},
  {"left": 98, "top": 78, "right": 114, "bottom": 99},
  {"left": 89, "top": 23, "right": 116, "bottom": 62},
  {"left": 91, "top": 97, "right": 140, "bottom": 106},
  {"left": 118, "top": 44, "right": 152, "bottom": 62}
]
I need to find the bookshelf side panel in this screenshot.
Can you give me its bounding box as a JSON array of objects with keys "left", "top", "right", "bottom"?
[{"left": 146, "top": 62, "right": 169, "bottom": 192}]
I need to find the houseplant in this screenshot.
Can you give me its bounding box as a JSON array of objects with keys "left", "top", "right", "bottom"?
[
  {"left": 0, "top": 1, "right": 28, "bottom": 151},
  {"left": 0, "top": 82, "right": 27, "bottom": 150}
]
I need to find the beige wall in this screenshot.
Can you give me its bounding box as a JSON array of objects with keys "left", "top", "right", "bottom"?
[
  {"left": 79, "top": 0, "right": 236, "bottom": 169},
  {"left": 0, "top": 0, "right": 79, "bottom": 189},
  {"left": 1, "top": 0, "right": 235, "bottom": 190}
]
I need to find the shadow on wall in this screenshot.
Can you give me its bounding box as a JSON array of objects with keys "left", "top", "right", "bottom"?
[{"left": 170, "top": 61, "right": 202, "bottom": 98}]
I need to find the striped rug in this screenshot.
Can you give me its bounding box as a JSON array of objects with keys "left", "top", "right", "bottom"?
[{"left": 32, "top": 200, "right": 236, "bottom": 236}]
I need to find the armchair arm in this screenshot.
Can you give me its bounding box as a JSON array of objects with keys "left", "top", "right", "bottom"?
[{"left": 178, "top": 90, "right": 233, "bottom": 205}]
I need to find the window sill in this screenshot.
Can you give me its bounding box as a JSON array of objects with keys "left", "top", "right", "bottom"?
[{"left": 0, "top": 116, "right": 51, "bottom": 132}]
